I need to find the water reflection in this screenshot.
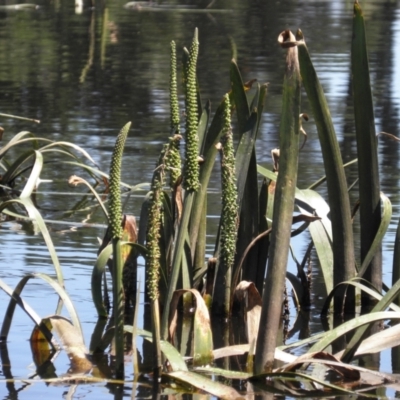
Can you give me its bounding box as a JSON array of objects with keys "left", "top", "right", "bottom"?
[{"left": 0, "top": 0, "right": 399, "bottom": 398}]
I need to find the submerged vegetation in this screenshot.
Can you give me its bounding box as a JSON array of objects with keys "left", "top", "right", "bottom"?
[{"left": 2, "top": 1, "right": 400, "bottom": 398}]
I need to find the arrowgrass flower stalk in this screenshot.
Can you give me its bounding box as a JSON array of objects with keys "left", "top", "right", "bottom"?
[
  {"left": 146, "top": 156, "right": 164, "bottom": 373},
  {"left": 146, "top": 132, "right": 183, "bottom": 371},
  {"left": 170, "top": 40, "right": 180, "bottom": 136},
  {"left": 183, "top": 28, "right": 200, "bottom": 192},
  {"left": 216, "top": 94, "right": 238, "bottom": 316},
  {"left": 109, "top": 121, "right": 131, "bottom": 380},
  {"left": 161, "top": 29, "right": 200, "bottom": 340},
  {"left": 145, "top": 41, "right": 184, "bottom": 370}
]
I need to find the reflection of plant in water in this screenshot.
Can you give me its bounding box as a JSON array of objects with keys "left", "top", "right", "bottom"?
[{"left": 2, "top": 2, "right": 400, "bottom": 397}]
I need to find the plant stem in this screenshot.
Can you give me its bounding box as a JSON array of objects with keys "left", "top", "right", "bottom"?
[{"left": 255, "top": 31, "right": 300, "bottom": 374}]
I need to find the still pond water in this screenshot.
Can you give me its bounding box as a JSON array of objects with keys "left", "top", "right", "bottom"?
[{"left": 0, "top": 0, "right": 400, "bottom": 398}]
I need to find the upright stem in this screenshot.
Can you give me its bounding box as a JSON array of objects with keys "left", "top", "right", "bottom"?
[
  {"left": 112, "top": 237, "right": 125, "bottom": 379},
  {"left": 255, "top": 31, "right": 300, "bottom": 374},
  {"left": 108, "top": 122, "right": 131, "bottom": 380}
]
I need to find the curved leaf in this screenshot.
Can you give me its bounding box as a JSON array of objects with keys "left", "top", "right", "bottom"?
[
  {"left": 296, "top": 189, "right": 333, "bottom": 295},
  {"left": 322, "top": 279, "right": 400, "bottom": 315},
  {"left": 309, "top": 311, "right": 400, "bottom": 355},
  {"left": 20, "top": 150, "right": 43, "bottom": 198},
  {"left": 92, "top": 243, "right": 113, "bottom": 318},
  {"left": 32, "top": 273, "right": 84, "bottom": 339},
  {"left": 0, "top": 277, "right": 55, "bottom": 347},
  {"left": 0, "top": 198, "right": 63, "bottom": 286},
  {"left": 40, "top": 141, "right": 99, "bottom": 167},
  {"left": 1, "top": 148, "right": 36, "bottom": 185}
]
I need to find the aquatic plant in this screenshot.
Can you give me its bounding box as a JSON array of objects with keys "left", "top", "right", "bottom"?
[{"left": 3, "top": 2, "right": 400, "bottom": 397}]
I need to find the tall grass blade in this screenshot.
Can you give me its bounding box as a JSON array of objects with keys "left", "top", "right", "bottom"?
[
  {"left": 255, "top": 31, "right": 301, "bottom": 374},
  {"left": 231, "top": 65, "right": 265, "bottom": 289},
  {"left": 189, "top": 98, "right": 227, "bottom": 253},
  {"left": 352, "top": 0, "right": 382, "bottom": 302},
  {"left": 296, "top": 29, "right": 356, "bottom": 314}
]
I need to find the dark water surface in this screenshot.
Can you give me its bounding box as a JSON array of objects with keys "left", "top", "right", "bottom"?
[{"left": 0, "top": 0, "right": 399, "bottom": 398}]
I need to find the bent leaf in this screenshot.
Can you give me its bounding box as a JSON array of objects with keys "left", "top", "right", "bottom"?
[
  {"left": 235, "top": 281, "right": 262, "bottom": 349},
  {"left": 42, "top": 315, "right": 92, "bottom": 373},
  {"left": 169, "top": 289, "right": 213, "bottom": 366}
]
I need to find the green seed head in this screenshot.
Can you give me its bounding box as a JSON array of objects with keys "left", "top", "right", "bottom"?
[
  {"left": 109, "top": 122, "right": 131, "bottom": 239},
  {"left": 219, "top": 95, "right": 238, "bottom": 270},
  {"left": 170, "top": 41, "right": 180, "bottom": 135},
  {"left": 183, "top": 28, "right": 200, "bottom": 192}
]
